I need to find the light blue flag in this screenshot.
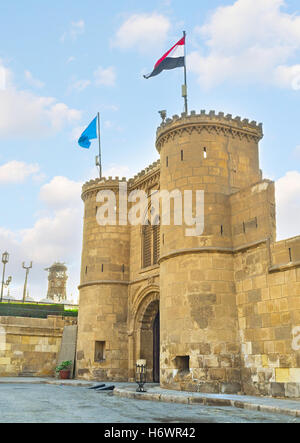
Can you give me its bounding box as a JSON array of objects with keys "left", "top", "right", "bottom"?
[{"left": 78, "top": 116, "right": 98, "bottom": 149}]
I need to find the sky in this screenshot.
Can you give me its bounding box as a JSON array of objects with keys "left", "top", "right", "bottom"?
[{"left": 0, "top": 0, "right": 300, "bottom": 302}]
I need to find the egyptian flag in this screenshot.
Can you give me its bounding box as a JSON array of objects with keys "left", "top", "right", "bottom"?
[{"left": 144, "top": 36, "right": 185, "bottom": 79}]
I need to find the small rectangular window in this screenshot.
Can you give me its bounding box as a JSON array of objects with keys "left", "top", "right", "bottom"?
[
  {"left": 166, "top": 156, "right": 169, "bottom": 167},
  {"left": 181, "top": 150, "right": 184, "bottom": 161},
  {"left": 174, "top": 356, "right": 190, "bottom": 374},
  {"left": 203, "top": 147, "right": 207, "bottom": 159},
  {"left": 95, "top": 341, "right": 106, "bottom": 362}
]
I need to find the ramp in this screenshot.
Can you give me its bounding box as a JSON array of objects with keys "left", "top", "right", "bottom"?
[{"left": 57, "top": 325, "right": 78, "bottom": 378}]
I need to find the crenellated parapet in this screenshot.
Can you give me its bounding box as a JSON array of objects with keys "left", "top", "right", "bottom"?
[
  {"left": 156, "top": 110, "right": 263, "bottom": 152},
  {"left": 82, "top": 160, "right": 161, "bottom": 201},
  {"left": 128, "top": 160, "right": 160, "bottom": 190},
  {"left": 81, "top": 176, "right": 127, "bottom": 201}
]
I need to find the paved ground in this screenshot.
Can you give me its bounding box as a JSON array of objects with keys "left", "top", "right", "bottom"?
[{"left": 1, "top": 383, "right": 300, "bottom": 423}]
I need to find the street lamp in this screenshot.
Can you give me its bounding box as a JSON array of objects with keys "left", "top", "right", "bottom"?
[
  {"left": 0, "top": 251, "right": 9, "bottom": 302},
  {"left": 22, "top": 262, "right": 33, "bottom": 303},
  {"left": 4, "top": 276, "right": 12, "bottom": 301},
  {"left": 135, "top": 359, "right": 147, "bottom": 393}
]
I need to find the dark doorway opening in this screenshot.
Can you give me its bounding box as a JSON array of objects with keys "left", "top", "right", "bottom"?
[{"left": 153, "top": 311, "right": 160, "bottom": 383}]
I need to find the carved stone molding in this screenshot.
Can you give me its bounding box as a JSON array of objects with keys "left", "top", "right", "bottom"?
[{"left": 156, "top": 122, "right": 262, "bottom": 152}]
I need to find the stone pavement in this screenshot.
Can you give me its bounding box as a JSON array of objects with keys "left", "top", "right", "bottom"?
[
  {"left": 114, "top": 384, "right": 300, "bottom": 418},
  {"left": 1, "top": 378, "right": 300, "bottom": 418},
  {"left": 2, "top": 382, "right": 299, "bottom": 423}
]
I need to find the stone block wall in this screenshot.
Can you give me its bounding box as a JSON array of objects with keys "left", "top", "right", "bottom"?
[
  {"left": 0, "top": 315, "right": 72, "bottom": 377},
  {"left": 235, "top": 240, "right": 300, "bottom": 398}
]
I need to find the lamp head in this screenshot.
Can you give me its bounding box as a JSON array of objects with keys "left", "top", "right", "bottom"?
[
  {"left": 158, "top": 110, "right": 167, "bottom": 123},
  {"left": 2, "top": 251, "right": 9, "bottom": 264}
]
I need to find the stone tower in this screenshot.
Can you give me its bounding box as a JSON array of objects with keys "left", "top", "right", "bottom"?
[
  {"left": 156, "top": 111, "right": 267, "bottom": 393},
  {"left": 45, "top": 262, "right": 68, "bottom": 303},
  {"left": 76, "top": 110, "right": 300, "bottom": 399},
  {"left": 76, "top": 178, "right": 130, "bottom": 381}
]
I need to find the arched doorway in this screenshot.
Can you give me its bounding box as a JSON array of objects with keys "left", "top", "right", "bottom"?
[{"left": 138, "top": 298, "right": 160, "bottom": 383}]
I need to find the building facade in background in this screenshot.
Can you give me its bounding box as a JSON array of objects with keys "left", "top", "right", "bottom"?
[{"left": 45, "top": 263, "right": 68, "bottom": 303}]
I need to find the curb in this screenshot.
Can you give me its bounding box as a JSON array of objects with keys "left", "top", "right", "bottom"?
[
  {"left": 114, "top": 388, "right": 300, "bottom": 418},
  {"left": 0, "top": 378, "right": 95, "bottom": 388}
]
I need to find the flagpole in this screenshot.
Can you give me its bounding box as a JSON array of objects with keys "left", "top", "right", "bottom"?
[
  {"left": 97, "top": 112, "right": 102, "bottom": 179},
  {"left": 183, "top": 31, "right": 188, "bottom": 114}
]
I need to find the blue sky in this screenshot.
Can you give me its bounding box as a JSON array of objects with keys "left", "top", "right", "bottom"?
[{"left": 0, "top": 0, "right": 300, "bottom": 301}]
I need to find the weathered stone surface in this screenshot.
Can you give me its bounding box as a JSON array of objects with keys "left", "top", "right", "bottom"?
[
  {"left": 76, "top": 111, "right": 300, "bottom": 398},
  {"left": 0, "top": 316, "right": 74, "bottom": 377}
]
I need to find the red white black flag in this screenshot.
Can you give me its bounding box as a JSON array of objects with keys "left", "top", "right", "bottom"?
[{"left": 144, "top": 36, "right": 185, "bottom": 79}]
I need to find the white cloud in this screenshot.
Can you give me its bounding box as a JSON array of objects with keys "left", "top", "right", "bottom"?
[
  {"left": 189, "top": 0, "right": 300, "bottom": 89},
  {"left": 69, "top": 79, "right": 91, "bottom": 92},
  {"left": 39, "top": 176, "right": 83, "bottom": 209},
  {"left": 70, "top": 125, "right": 85, "bottom": 142},
  {"left": 94, "top": 66, "right": 116, "bottom": 87},
  {"left": 25, "top": 70, "right": 45, "bottom": 89},
  {"left": 103, "top": 164, "right": 132, "bottom": 178},
  {"left": 274, "top": 64, "right": 300, "bottom": 90},
  {"left": 276, "top": 170, "right": 300, "bottom": 240},
  {"left": 113, "top": 13, "right": 171, "bottom": 53},
  {"left": 0, "top": 161, "right": 40, "bottom": 184},
  {"left": 61, "top": 20, "right": 85, "bottom": 42},
  {"left": 0, "top": 175, "right": 84, "bottom": 302},
  {"left": 0, "top": 63, "right": 81, "bottom": 138},
  {"left": 103, "top": 104, "right": 119, "bottom": 112}
]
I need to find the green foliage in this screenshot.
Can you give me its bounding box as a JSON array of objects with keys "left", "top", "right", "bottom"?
[
  {"left": 56, "top": 360, "right": 72, "bottom": 372},
  {"left": 0, "top": 302, "right": 78, "bottom": 319}
]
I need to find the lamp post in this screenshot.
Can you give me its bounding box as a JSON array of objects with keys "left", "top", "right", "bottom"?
[
  {"left": 4, "top": 276, "right": 12, "bottom": 301},
  {"left": 0, "top": 251, "right": 9, "bottom": 303},
  {"left": 22, "top": 262, "right": 33, "bottom": 303},
  {"left": 135, "top": 359, "right": 147, "bottom": 393}
]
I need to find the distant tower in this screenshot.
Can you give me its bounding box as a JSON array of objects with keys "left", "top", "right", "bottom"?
[{"left": 45, "top": 263, "right": 68, "bottom": 303}]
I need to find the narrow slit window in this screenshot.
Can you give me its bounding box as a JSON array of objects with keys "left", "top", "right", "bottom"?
[
  {"left": 166, "top": 156, "right": 169, "bottom": 167},
  {"left": 181, "top": 150, "right": 184, "bottom": 161},
  {"left": 203, "top": 147, "right": 207, "bottom": 159},
  {"left": 289, "top": 248, "right": 292, "bottom": 262},
  {"left": 221, "top": 225, "right": 224, "bottom": 236}
]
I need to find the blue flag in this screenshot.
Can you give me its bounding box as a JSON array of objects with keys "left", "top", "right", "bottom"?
[{"left": 78, "top": 116, "right": 98, "bottom": 149}]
